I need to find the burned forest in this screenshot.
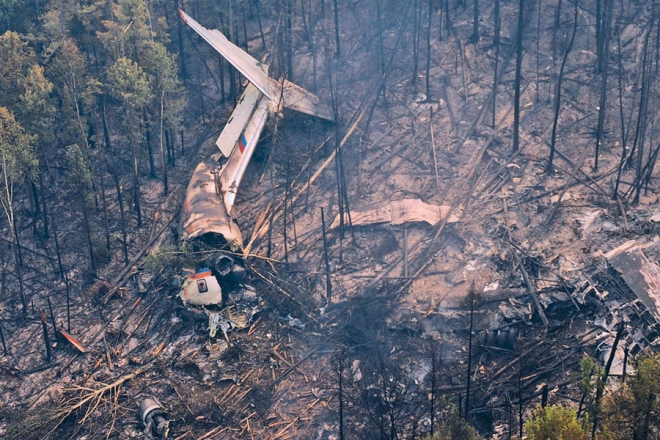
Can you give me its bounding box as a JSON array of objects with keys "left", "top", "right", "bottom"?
[{"left": 3, "top": 0, "right": 660, "bottom": 438}]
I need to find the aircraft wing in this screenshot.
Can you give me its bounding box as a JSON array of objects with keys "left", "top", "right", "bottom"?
[{"left": 179, "top": 8, "right": 274, "bottom": 100}]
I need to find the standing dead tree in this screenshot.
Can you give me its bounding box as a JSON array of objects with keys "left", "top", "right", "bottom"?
[
  {"left": 462, "top": 283, "right": 483, "bottom": 420},
  {"left": 512, "top": 0, "right": 525, "bottom": 153},
  {"left": 547, "top": 0, "right": 578, "bottom": 174},
  {"left": 595, "top": 0, "right": 613, "bottom": 171}
]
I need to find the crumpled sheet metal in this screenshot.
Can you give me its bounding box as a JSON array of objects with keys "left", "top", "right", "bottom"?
[
  {"left": 605, "top": 240, "right": 660, "bottom": 322},
  {"left": 330, "top": 198, "right": 459, "bottom": 229},
  {"left": 178, "top": 269, "right": 222, "bottom": 306},
  {"left": 180, "top": 156, "right": 243, "bottom": 248}
]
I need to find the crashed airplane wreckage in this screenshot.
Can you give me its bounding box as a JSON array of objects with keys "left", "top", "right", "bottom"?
[
  {"left": 178, "top": 8, "right": 333, "bottom": 250},
  {"left": 175, "top": 10, "right": 333, "bottom": 328}
]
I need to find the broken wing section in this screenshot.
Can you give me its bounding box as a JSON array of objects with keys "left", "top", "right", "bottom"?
[
  {"left": 270, "top": 78, "right": 335, "bottom": 122},
  {"left": 179, "top": 8, "right": 274, "bottom": 100},
  {"left": 330, "top": 199, "right": 459, "bottom": 229}
]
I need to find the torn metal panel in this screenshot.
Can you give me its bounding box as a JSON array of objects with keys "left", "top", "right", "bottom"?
[
  {"left": 605, "top": 241, "right": 660, "bottom": 322},
  {"left": 178, "top": 268, "right": 222, "bottom": 307},
  {"left": 330, "top": 198, "right": 459, "bottom": 229},
  {"left": 180, "top": 156, "right": 243, "bottom": 247},
  {"left": 178, "top": 9, "right": 274, "bottom": 101}
]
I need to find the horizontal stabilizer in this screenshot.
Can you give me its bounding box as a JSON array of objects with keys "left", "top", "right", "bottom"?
[
  {"left": 271, "top": 78, "right": 335, "bottom": 122},
  {"left": 179, "top": 9, "right": 274, "bottom": 100}
]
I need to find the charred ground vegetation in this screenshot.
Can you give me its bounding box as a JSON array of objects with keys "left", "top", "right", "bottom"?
[{"left": 2, "top": 0, "right": 660, "bottom": 438}]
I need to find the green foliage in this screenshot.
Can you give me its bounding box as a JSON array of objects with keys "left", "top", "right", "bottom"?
[
  {"left": 19, "top": 64, "right": 56, "bottom": 144},
  {"left": 108, "top": 56, "right": 151, "bottom": 109},
  {"left": 0, "top": 106, "right": 37, "bottom": 185},
  {"left": 97, "top": 0, "right": 154, "bottom": 59},
  {"left": 525, "top": 405, "right": 590, "bottom": 440},
  {"left": 601, "top": 352, "right": 660, "bottom": 439},
  {"left": 142, "top": 42, "right": 185, "bottom": 130},
  {"left": 144, "top": 241, "right": 196, "bottom": 275},
  {"left": 0, "top": 106, "right": 37, "bottom": 228},
  {"left": 421, "top": 400, "right": 482, "bottom": 440},
  {"left": 64, "top": 144, "right": 93, "bottom": 194},
  {"left": 49, "top": 40, "right": 101, "bottom": 108},
  {"left": 572, "top": 355, "right": 602, "bottom": 421},
  {"left": 0, "top": 31, "right": 36, "bottom": 107}
]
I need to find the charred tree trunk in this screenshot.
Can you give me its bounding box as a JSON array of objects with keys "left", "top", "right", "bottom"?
[
  {"left": 80, "top": 195, "right": 96, "bottom": 272},
  {"left": 629, "top": 19, "right": 655, "bottom": 204},
  {"left": 492, "top": 14, "right": 500, "bottom": 128},
  {"left": 99, "top": 170, "right": 111, "bottom": 252},
  {"left": 547, "top": 0, "right": 578, "bottom": 173},
  {"left": 50, "top": 205, "right": 64, "bottom": 282},
  {"left": 471, "top": 0, "right": 479, "bottom": 43},
  {"left": 110, "top": 163, "right": 129, "bottom": 266},
  {"left": 512, "top": 0, "right": 524, "bottom": 153},
  {"left": 30, "top": 181, "right": 40, "bottom": 236},
  {"left": 412, "top": 0, "right": 420, "bottom": 87},
  {"left": 131, "top": 139, "right": 142, "bottom": 227},
  {"left": 174, "top": 0, "right": 187, "bottom": 83},
  {"left": 337, "top": 352, "right": 345, "bottom": 440},
  {"left": 425, "top": 0, "right": 434, "bottom": 101},
  {"left": 333, "top": 0, "right": 340, "bottom": 56},
  {"left": 552, "top": 0, "right": 563, "bottom": 66},
  {"left": 144, "top": 109, "right": 156, "bottom": 178},
  {"left": 285, "top": 0, "right": 294, "bottom": 79},
  {"left": 535, "top": 1, "right": 541, "bottom": 102},
  {"left": 256, "top": 0, "right": 266, "bottom": 50},
  {"left": 594, "top": 0, "right": 612, "bottom": 171},
  {"left": 465, "top": 292, "right": 475, "bottom": 419},
  {"left": 614, "top": 27, "right": 627, "bottom": 197},
  {"left": 592, "top": 321, "right": 625, "bottom": 437},
  {"left": 38, "top": 169, "right": 48, "bottom": 239}
]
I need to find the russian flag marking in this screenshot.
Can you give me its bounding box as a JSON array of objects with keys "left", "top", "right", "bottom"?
[{"left": 238, "top": 133, "right": 247, "bottom": 153}]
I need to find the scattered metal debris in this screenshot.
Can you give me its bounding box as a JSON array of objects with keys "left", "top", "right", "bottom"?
[
  {"left": 330, "top": 198, "right": 458, "bottom": 229},
  {"left": 59, "top": 330, "right": 86, "bottom": 353},
  {"left": 139, "top": 396, "right": 169, "bottom": 439},
  {"left": 178, "top": 268, "right": 223, "bottom": 307},
  {"left": 605, "top": 240, "right": 660, "bottom": 322}
]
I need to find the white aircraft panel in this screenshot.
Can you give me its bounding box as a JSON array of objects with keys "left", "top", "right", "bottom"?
[
  {"left": 215, "top": 83, "right": 262, "bottom": 157},
  {"left": 218, "top": 94, "right": 270, "bottom": 214}
]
